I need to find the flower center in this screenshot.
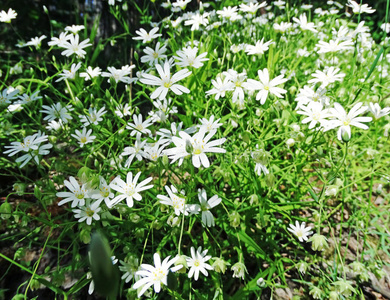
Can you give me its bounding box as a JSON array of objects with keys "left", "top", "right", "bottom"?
[
  {"left": 125, "top": 185, "right": 135, "bottom": 196},
  {"left": 80, "top": 137, "right": 87, "bottom": 143},
  {"left": 76, "top": 192, "right": 85, "bottom": 199},
  {"left": 85, "top": 207, "right": 95, "bottom": 217},
  {"left": 264, "top": 86, "right": 270, "bottom": 91},
  {"left": 312, "top": 112, "right": 320, "bottom": 121},
  {"left": 152, "top": 267, "right": 166, "bottom": 281},
  {"left": 343, "top": 118, "right": 350, "bottom": 126},
  {"left": 194, "top": 260, "right": 200, "bottom": 267}
]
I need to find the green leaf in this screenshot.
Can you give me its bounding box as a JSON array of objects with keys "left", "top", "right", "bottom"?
[
  {"left": 237, "top": 231, "right": 266, "bottom": 259},
  {"left": 89, "top": 231, "right": 120, "bottom": 299}
]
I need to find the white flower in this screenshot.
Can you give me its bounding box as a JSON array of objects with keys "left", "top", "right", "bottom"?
[
  {"left": 73, "top": 200, "right": 101, "bottom": 225},
  {"left": 308, "top": 67, "right": 345, "bottom": 88},
  {"left": 197, "top": 189, "right": 221, "bottom": 227},
  {"left": 56, "top": 176, "right": 90, "bottom": 207},
  {"left": 156, "top": 122, "right": 196, "bottom": 146},
  {"left": 0, "top": 8, "right": 17, "bottom": 23},
  {"left": 245, "top": 38, "right": 273, "bottom": 55},
  {"left": 287, "top": 221, "right": 313, "bottom": 242},
  {"left": 101, "top": 65, "right": 136, "bottom": 84},
  {"left": 80, "top": 66, "right": 102, "bottom": 80},
  {"left": 133, "top": 27, "right": 162, "bottom": 43},
  {"left": 48, "top": 32, "right": 71, "bottom": 47},
  {"left": 133, "top": 253, "right": 182, "bottom": 297},
  {"left": 222, "top": 69, "right": 247, "bottom": 105},
  {"left": 46, "top": 120, "right": 64, "bottom": 131},
  {"left": 91, "top": 176, "right": 114, "bottom": 206},
  {"left": 296, "top": 102, "right": 331, "bottom": 129},
  {"left": 56, "top": 62, "right": 82, "bottom": 82},
  {"left": 140, "top": 61, "right": 192, "bottom": 100},
  {"left": 293, "top": 13, "right": 317, "bottom": 33},
  {"left": 60, "top": 34, "right": 92, "bottom": 58},
  {"left": 205, "top": 77, "right": 234, "bottom": 100},
  {"left": 24, "top": 35, "right": 47, "bottom": 48},
  {"left": 164, "top": 128, "right": 226, "bottom": 168},
  {"left": 347, "top": 0, "right": 375, "bottom": 14},
  {"left": 149, "top": 98, "right": 178, "bottom": 123},
  {"left": 115, "top": 103, "right": 132, "bottom": 118},
  {"left": 243, "top": 68, "right": 288, "bottom": 105},
  {"left": 144, "top": 143, "right": 165, "bottom": 162},
  {"left": 295, "top": 86, "right": 329, "bottom": 109},
  {"left": 121, "top": 134, "right": 147, "bottom": 167},
  {"left": 173, "top": 46, "right": 209, "bottom": 69},
  {"left": 186, "top": 246, "right": 213, "bottom": 281},
  {"left": 381, "top": 23, "right": 390, "bottom": 33},
  {"left": 141, "top": 42, "right": 167, "bottom": 66},
  {"left": 64, "top": 24, "right": 85, "bottom": 34},
  {"left": 0, "top": 88, "right": 19, "bottom": 105},
  {"left": 4, "top": 131, "right": 52, "bottom": 168},
  {"left": 119, "top": 256, "right": 140, "bottom": 283},
  {"left": 17, "top": 91, "right": 42, "bottom": 105},
  {"left": 368, "top": 102, "right": 390, "bottom": 120},
  {"left": 79, "top": 106, "right": 107, "bottom": 126},
  {"left": 108, "top": 0, "right": 122, "bottom": 5},
  {"left": 273, "top": 21, "right": 292, "bottom": 33},
  {"left": 40, "top": 103, "right": 73, "bottom": 123},
  {"left": 126, "top": 114, "right": 153, "bottom": 136},
  {"left": 325, "top": 102, "right": 372, "bottom": 141},
  {"left": 71, "top": 127, "right": 96, "bottom": 148},
  {"left": 316, "top": 38, "right": 354, "bottom": 53},
  {"left": 157, "top": 185, "right": 188, "bottom": 216},
  {"left": 216, "top": 6, "right": 242, "bottom": 21},
  {"left": 184, "top": 12, "right": 209, "bottom": 31},
  {"left": 239, "top": 1, "right": 267, "bottom": 13},
  {"left": 4, "top": 132, "right": 49, "bottom": 157},
  {"left": 199, "top": 115, "right": 223, "bottom": 132},
  {"left": 172, "top": 0, "right": 192, "bottom": 9},
  {"left": 108, "top": 171, "right": 153, "bottom": 208}
]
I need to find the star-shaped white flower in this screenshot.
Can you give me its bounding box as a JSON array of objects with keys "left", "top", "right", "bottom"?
[
  {"left": 109, "top": 171, "right": 153, "bottom": 208},
  {"left": 186, "top": 246, "right": 213, "bottom": 280},
  {"left": 243, "top": 68, "right": 288, "bottom": 105},
  {"left": 288, "top": 221, "right": 313, "bottom": 242},
  {"left": 140, "top": 61, "right": 192, "bottom": 100},
  {"left": 133, "top": 253, "right": 182, "bottom": 297}
]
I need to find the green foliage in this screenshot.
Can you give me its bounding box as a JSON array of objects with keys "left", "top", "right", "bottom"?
[{"left": 1, "top": 0, "right": 390, "bottom": 299}]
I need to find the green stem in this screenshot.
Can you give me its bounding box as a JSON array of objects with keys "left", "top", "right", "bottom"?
[{"left": 24, "top": 227, "right": 53, "bottom": 298}]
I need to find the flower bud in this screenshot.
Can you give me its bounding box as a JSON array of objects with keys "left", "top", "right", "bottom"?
[
  {"left": 309, "top": 234, "right": 328, "bottom": 251},
  {"left": 229, "top": 211, "right": 241, "bottom": 228},
  {"left": 256, "top": 277, "right": 266, "bottom": 287},
  {"left": 325, "top": 185, "right": 338, "bottom": 197},
  {"left": 350, "top": 261, "right": 365, "bottom": 276},
  {"left": 231, "top": 262, "right": 247, "bottom": 279},
  {"left": 286, "top": 138, "right": 295, "bottom": 148},
  {"left": 174, "top": 255, "right": 187, "bottom": 273},
  {"left": 185, "top": 139, "right": 193, "bottom": 154},
  {"left": 309, "top": 286, "right": 322, "bottom": 299},
  {"left": 129, "top": 213, "right": 140, "bottom": 223},
  {"left": 296, "top": 261, "right": 308, "bottom": 274},
  {"left": 167, "top": 215, "right": 181, "bottom": 227},
  {"left": 212, "top": 257, "right": 230, "bottom": 274},
  {"left": 265, "top": 173, "right": 275, "bottom": 188},
  {"left": 341, "top": 127, "right": 350, "bottom": 143},
  {"left": 249, "top": 194, "right": 259, "bottom": 205},
  {"left": 0, "top": 202, "right": 12, "bottom": 219},
  {"left": 329, "top": 291, "right": 339, "bottom": 300},
  {"left": 333, "top": 279, "right": 355, "bottom": 297}
]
